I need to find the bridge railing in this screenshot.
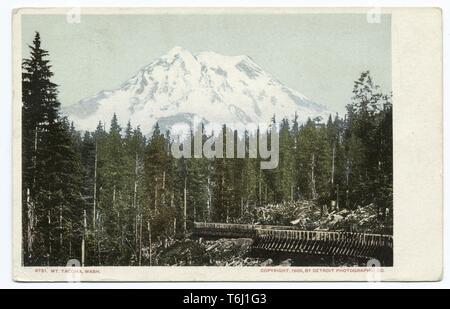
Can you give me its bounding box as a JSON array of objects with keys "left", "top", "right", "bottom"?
[
  {"left": 193, "top": 222, "right": 393, "bottom": 261},
  {"left": 194, "top": 222, "right": 300, "bottom": 231},
  {"left": 254, "top": 228, "right": 393, "bottom": 247}
]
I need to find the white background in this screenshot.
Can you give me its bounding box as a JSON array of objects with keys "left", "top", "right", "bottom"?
[{"left": 1, "top": 0, "right": 448, "bottom": 289}]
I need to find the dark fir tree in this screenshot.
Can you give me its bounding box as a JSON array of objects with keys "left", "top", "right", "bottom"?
[{"left": 22, "top": 32, "right": 84, "bottom": 265}]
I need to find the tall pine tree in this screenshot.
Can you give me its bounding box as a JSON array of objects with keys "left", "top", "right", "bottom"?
[{"left": 22, "top": 32, "right": 84, "bottom": 265}]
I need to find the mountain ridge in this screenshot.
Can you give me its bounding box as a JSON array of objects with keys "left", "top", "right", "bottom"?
[{"left": 63, "top": 46, "right": 332, "bottom": 136}]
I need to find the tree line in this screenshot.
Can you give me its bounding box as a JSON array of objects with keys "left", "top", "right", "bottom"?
[{"left": 22, "top": 32, "right": 392, "bottom": 266}]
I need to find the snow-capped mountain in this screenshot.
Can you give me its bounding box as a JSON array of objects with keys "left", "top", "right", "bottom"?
[{"left": 64, "top": 46, "right": 332, "bottom": 136}]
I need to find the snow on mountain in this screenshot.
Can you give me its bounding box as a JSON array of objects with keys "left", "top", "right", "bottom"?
[{"left": 63, "top": 46, "right": 332, "bottom": 136}]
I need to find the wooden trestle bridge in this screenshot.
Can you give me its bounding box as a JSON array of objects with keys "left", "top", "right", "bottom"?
[{"left": 193, "top": 222, "right": 393, "bottom": 264}]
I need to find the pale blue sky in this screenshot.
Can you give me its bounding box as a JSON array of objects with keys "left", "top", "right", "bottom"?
[{"left": 22, "top": 13, "right": 391, "bottom": 115}]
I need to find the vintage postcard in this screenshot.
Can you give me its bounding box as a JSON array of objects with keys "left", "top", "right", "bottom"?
[{"left": 12, "top": 7, "right": 443, "bottom": 281}]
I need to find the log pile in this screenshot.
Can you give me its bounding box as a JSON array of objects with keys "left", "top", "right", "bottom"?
[
  {"left": 204, "top": 238, "right": 254, "bottom": 266},
  {"left": 253, "top": 201, "right": 392, "bottom": 234},
  {"left": 254, "top": 200, "right": 318, "bottom": 226},
  {"left": 156, "top": 239, "right": 209, "bottom": 266},
  {"left": 154, "top": 238, "right": 260, "bottom": 266}
]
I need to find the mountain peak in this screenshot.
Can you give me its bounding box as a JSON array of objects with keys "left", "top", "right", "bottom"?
[
  {"left": 64, "top": 47, "right": 331, "bottom": 136},
  {"left": 164, "top": 46, "right": 194, "bottom": 60},
  {"left": 163, "top": 47, "right": 255, "bottom": 68},
  {"left": 195, "top": 50, "right": 251, "bottom": 63}
]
